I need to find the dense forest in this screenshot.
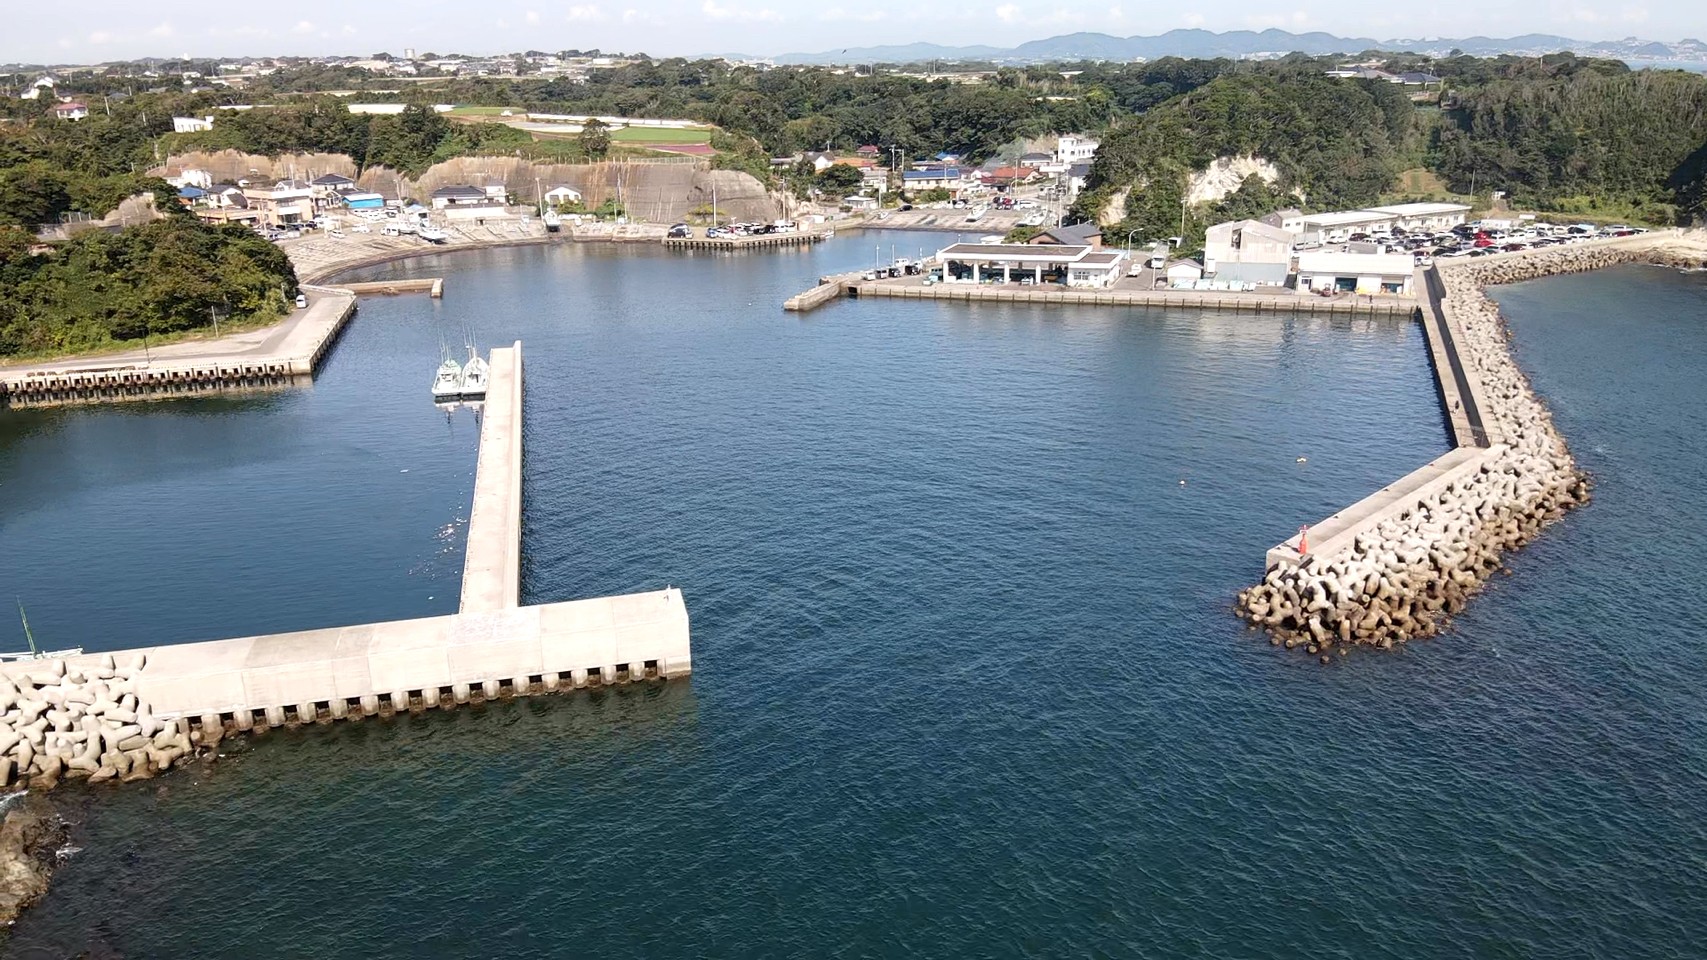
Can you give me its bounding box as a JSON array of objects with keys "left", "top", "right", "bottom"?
[
  {"left": 1073, "top": 67, "right": 1419, "bottom": 243},
  {"left": 0, "top": 215, "right": 297, "bottom": 359}
]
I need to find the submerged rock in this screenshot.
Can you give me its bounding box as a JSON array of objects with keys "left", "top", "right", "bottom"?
[{"left": 0, "top": 792, "right": 71, "bottom": 925}]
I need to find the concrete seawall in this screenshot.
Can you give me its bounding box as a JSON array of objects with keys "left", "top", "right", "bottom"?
[
  {"left": 1, "top": 336, "right": 693, "bottom": 790},
  {"left": 0, "top": 289, "right": 357, "bottom": 408},
  {"left": 1238, "top": 233, "right": 1706, "bottom": 657}
]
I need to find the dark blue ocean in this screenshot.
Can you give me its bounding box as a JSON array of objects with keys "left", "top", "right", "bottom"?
[{"left": 2, "top": 239, "right": 1703, "bottom": 958}]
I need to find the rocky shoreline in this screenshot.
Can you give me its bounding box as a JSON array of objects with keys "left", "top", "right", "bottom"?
[
  {"left": 0, "top": 792, "right": 70, "bottom": 926},
  {"left": 1237, "top": 234, "right": 1707, "bottom": 658}
]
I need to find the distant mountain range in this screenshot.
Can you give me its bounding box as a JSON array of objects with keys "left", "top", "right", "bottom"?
[{"left": 774, "top": 29, "right": 1707, "bottom": 66}]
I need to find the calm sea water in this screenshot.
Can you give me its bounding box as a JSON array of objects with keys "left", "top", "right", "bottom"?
[{"left": 3, "top": 244, "right": 1704, "bottom": 958}]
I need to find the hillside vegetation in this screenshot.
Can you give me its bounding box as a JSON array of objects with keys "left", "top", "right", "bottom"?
[{"left": 0, "top": 216, "right": 297, "bottom": 359}]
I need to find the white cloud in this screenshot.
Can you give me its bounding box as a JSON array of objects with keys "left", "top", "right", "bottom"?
[
  {"left": 147, "top": 22, "right": 176, "bottom": 39},
  {"left": 995, "top": 4, "right": 1021, "bottom": 23},
  {"left": 291, "top": 20, "right": 316, "bottom": 34},
  {"left": 1622, "top": 3, "right": 1651, "bottom": 21},
  {"left": 87, "top": 31, "right": 115, "bottom": 45},
  {"left": 342, "top": 24, "right": 358, "bottom": 35},
  {"left": 569, "top": 5, "right": 609, "bottom": 21},
  {"left": 525, "top": 10, "right": 541, "bottom": 24},
  {"left": 1108, "top": 5, "right": 1125, "bottom": 22},
  {"left": 819, "top": 7, "right": 887, "bottom": 21},
  {"left": 702, "top": 0, "right": 780, "bottom": 22}
]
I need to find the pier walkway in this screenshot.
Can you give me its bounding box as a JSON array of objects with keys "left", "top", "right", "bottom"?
[{"left": 461, "top": 343, "right": 525, "bottom": 613}]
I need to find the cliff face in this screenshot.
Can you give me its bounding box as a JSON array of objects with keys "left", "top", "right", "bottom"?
[{"left": 152, "top": 152, "right": 780, "bottom": 224}]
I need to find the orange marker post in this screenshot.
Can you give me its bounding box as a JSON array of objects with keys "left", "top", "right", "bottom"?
[{"left": 1298, "top": 525, "right": 1310, "bottom": 555}]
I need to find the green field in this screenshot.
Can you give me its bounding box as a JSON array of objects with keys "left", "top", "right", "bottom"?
[{"left": 609, "top": 126, "right": 713, "bottom": 144}]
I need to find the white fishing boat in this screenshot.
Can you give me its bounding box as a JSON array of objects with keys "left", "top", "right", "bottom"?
[
  {"left": 543, "top": 210, "right": 561, "bottom": 233},
  {"left": 420, "top": 227, "right": 448, "bottom": 244},
  {"left": 432, "top": 356, "right": 463, "bottom": 400},
  {"left": 459, "top": 347, "right": 490, "bottom": 398},
  {"left": 0, "top": 602, "right": 82, "bottom": 661}
]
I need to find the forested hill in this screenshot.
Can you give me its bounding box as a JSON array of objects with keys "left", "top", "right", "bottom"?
[
  {"left": 1074, "top": 68, "right": 1418, "bottom": 238},
  {"left": 1079, "top": 54, "right": 1707, "bottom": 238},
  {"left": 1432, "top": 59, "right": 1707, "bottom": 222}
]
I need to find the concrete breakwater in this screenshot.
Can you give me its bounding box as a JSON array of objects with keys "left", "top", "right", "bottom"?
[
  {"left": 1236, "top": 235, "right": 1706, "bottom": 657},
  {"left": 1, "top": 339, "right": 693, "bottom": 792},
  {"left": 0, "top": 288, "right": 355, "bottom": 408}
]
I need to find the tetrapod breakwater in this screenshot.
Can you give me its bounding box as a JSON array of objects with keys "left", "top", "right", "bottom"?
[{"left": 1236, "top": 234, "right": 1707, "bottom": 658}]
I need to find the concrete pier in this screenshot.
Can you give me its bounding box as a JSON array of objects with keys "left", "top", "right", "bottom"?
[
  {"left": 461, "top": 342, "right": 525, "bottom": 613},
  {"left": 785, "top": 274, "right": 1418, "bottom": 317},
  {"left": 334, "top": 277, "right": 445, "bottom": 298},
  {"left": 0, "top": 288, "right": 357, "bottom": 408},
  {"left": 1, "top": 336, "right": 692, "bottom": 788},
  {"left": 664, "top": 231, "right": 827, "bottom": 251}
]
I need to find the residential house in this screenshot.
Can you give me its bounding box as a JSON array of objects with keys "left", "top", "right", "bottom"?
[
  {"left": 1055, "top": 134, "right": 1099, "bottom": 166},
  {"left": 431, "top": 185, "right": 492, "bottom": 209},
  {"left": 1064, "top": 162, "right": 1092, "bottom": 200},
  {"left": 53, "top": 102, "right": 88, "bottom": 121},
  {"left": 1203, "top": 219, "right": 1293, "bottom": 284},
  {"left": 1030, "top": 222, "right": 1103, "bottom": 248},
  {"left": 1295, "top": 251, "right": 1415, "bottom": 296},
  {"left": 163, "top": 168, "right": 213, "bottom": 191},
  {"left": 1018, "top": 151, "right": 1053, "bottom": 167},
  {"left": 338, "top": 190, "right": 387, "bottom": 211},
  {"left": 242, "top": 179, "right": 314, "bottom": 225},
  {"left": 803, "top": 152, "right": 836, "bottom": 173},
  {"left": 901, "top": 167, "right": 967, "bottom": 192},
  {"left": 843, "top": 195, "right": 879, "bottom": 212},
  {"left": 980, "top": 166, "right": 1039, "bottom": 189},
  {"left": 20, "top": 76, "right": 54, "bottom": 100},
  {"left": 172, "top": 115, "right": 215, "bottom": 133},
  {"left": 543, "top": 185, "right": 583, "bottom": 206},
  {"left": 855, "top": 144, "right": 882, "bottom": 159},
  {"left": 310, "top": 173, "right": 356, "bottom": 198}
]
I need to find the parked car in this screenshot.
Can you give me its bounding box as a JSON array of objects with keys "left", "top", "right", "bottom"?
[
  {"left": 294, "top": 294, "right": 308, "bottom": 308},
  {"left": 668, "top": 223, "right": 692, "bottom": 238}
]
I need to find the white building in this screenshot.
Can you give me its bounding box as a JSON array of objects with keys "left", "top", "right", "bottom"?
[
  {"left": 1203, "top": 219, "right": 1293, "bottom": 285},
  {"left": 543, "top": 185, "right": 582, "bottom": 206},
  {"left": 52, "top": 101, "right": 89, "bottom": 121},
  {"left": 172, "top": 115, "right": 215, "bottom": 133},
  {"left": 242, "top": 179, "right": 314, "bottom": 225},
  {"left": 1295, "top": 251, "right": 1415, "bottom": 296},
  {"left": 843, "top": 195, "right": 879, "bottom": 212},
  {"left": 1055, "top": 134, "right": 1099, "bottom": 166},
  {"left": 164, "top": 168, "right": 213, "bottom": 190},
  {"left": 937, "top": 242, "right": 1126, "bottom": 288},
  {"left": 1363, "top": 202, "right": 1471, "bottom": 233},
  {"left": 1297, "top": 210, "right": 1396, "bottom": 244}
]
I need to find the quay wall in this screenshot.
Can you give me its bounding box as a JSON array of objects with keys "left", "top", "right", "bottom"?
[
  {"left": 823, "top": 279, "right": 1417, "bottom": 317},
  {"left": 1237, "top": 235, "right": 1707, "bottom": 658},
  {"left": 0, "top": 289, "right": 356, "bottom": 409}
]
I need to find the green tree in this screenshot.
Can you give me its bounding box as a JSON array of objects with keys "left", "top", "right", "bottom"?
[{"left": 579, "top": 118, "right": 611, "bottom": 160}]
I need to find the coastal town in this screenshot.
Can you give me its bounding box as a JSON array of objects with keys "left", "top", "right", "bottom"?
[{"left": 5, "top": 15, "right": 1707, "bottom": 956}]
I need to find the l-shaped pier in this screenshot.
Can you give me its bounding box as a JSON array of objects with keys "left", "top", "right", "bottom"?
[{"left": 1, "top": 338, "right": 690, "bottom": 777}]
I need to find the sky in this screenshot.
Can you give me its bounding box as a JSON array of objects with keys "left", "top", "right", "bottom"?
[{"left": 1, "top": 0, "right": 1697, "bottom": 65}]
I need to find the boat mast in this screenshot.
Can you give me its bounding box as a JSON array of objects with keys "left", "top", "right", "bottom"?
[{"left": 18, "top": 600, "right": 38, "bottom": 658}]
